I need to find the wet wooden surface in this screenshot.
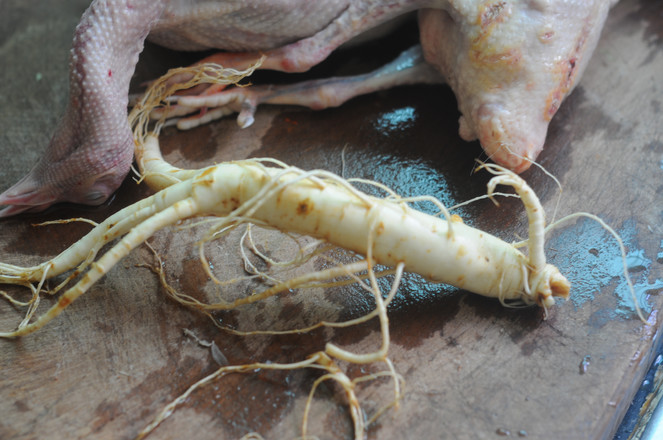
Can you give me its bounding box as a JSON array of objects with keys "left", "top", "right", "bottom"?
[{"left": 1, "top": 1, "right": 662, "bottom": 439}]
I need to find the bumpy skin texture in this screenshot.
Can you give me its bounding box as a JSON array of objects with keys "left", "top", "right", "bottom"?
[
  {"left": 0, "top": 0, "right": 616, "bottom": 216},
  {"left": 419, "top": 0, "right": 616, "bottom": 172},
  {"left": 150, "top": 1, "right": 352, "bottom": 51},
  {"left": 0, "top": 1, "right": 164, "bottom": 216}
]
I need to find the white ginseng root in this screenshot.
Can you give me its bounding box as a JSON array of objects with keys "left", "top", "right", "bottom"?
[
  {"left": 0, "top": 131, "right": 570, "bottom": 340},
  {"left": 0, "top": 131, "right": 572, "bottom": 438},
  {"left": 0, "top": 61, "right": 572, "bottom": 439},
  {"left": 140, "top": 132, "right": 571, "bottom": 303}
]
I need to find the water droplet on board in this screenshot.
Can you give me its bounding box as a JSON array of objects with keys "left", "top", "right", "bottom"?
[
  {"left": 579, "top": 355, "right": 591, "bottom": 375},
  {"left": 655, "top": 354, "right": 663, "bottom": 367},
  {"left": 373, "top": 106, "right": 416, "bottom": 135},
  {"left": 348, "top": 150, "right": 465, "bottom": 219}
]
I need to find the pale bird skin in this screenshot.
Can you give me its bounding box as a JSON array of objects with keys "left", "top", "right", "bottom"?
[{"left": 0, "top": 0, "right": 617, "bottom": 217}]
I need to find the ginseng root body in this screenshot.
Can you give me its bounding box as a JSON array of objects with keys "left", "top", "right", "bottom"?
[{"left": 0, "top": 134, "right": 568, "bottom": 338}]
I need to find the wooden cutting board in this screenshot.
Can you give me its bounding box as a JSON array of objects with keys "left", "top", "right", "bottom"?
[{"left": 1, "top": 1, "right": 662, "bottom": 439}]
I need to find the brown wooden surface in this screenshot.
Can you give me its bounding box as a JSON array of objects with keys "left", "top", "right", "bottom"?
[{"left": 1, "top": 1, "right": 662, "bottom": 439}]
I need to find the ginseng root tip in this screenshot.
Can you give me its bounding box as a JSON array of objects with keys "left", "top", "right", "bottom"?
[
  {"left": 550, "top": 271, "right": 571, "bottom": 300},
  {"left": 532, "top": 265, "right": 571, "bottom": 309}
]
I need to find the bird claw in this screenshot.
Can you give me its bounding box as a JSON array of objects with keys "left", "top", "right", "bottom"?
[{"left": 149, "top": 84, "right": 263, "bottom": 131}]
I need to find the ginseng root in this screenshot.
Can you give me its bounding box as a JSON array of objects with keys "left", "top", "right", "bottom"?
[
  {"left": 0, "top": 133, "right": 570, "bottom": 438},
  {"left": 0, "top": 63, "right": 573, "bottom": 439},
  {"left": 0, "top": 132, "right": 570, "bottom": 338}
]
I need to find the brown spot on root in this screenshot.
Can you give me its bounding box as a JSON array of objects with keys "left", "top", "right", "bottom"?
[
  {"left": 199, "top": 167, "right": 216, "bottom": 178},
  {"left": 58, "top": 295, "right": 72, "bottom": 308},
  {"left": 91, "top": 262, "right": 105, "bottom": 274},
  {"left": 296, "top": 198, "right": 314, "bottom": 216},
  {"left": 195, "top": 167, "right": 217, "bottom": 187},
  {"left": 222, "top": 197, "right": 240, "bottom": 211}
]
